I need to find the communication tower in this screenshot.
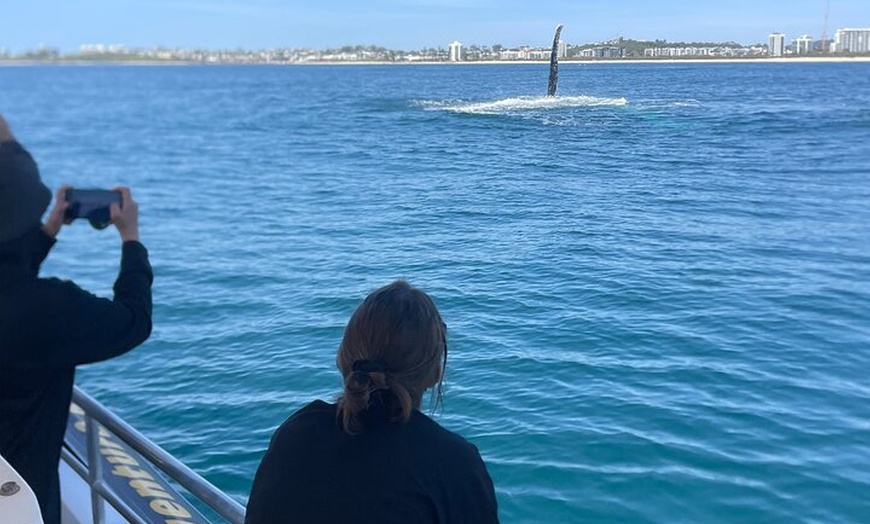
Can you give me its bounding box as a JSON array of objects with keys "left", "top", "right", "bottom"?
[{"left": 821, "top": 0, "right": 830, "bottom": 52}]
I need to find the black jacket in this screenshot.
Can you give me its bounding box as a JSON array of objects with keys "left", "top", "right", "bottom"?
[
  {"left": 0, "top": 227, "right": 153, "bottom": 524},
  {"left": 246, "top": 400, "right": 500, "bottom": 524}
]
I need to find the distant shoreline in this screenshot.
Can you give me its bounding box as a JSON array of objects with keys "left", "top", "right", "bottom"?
[{"left": 1, "top": 56, "right": 869, "bottom": 67}]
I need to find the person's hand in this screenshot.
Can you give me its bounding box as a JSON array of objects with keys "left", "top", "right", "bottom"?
[
  {"left": 0, "top": 114, "right": 14, "bottom": 143},
  {"left": 42, "top": 185, "right": 72, "bottom": 238},
  {"left": 111, "top": 187, "right": 140, "bottom": 243}
]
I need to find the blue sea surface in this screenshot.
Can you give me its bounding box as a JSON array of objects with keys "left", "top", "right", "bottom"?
[{"left": 2, "top": 62, "right": 869, "bottom": 523}]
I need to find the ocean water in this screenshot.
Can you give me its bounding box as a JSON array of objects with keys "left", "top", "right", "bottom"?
[{"left": 2, "top": 62, "right": 869, "bottom": 523}]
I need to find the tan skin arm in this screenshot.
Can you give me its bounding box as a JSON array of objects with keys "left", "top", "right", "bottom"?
[
  {"left": 111, "top": 186, "right": 140, "bottom": 243},
  {"left": 42, "top": 185, "right": 71, "bottom": 238}
]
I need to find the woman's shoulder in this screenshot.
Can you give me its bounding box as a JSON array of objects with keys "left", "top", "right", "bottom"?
[
  {"left": 270, "top": 402, "right": 484, "bottom": 463},
  {"left": 271, "top": 400, "right": 338, "bottom": 440},
  {"left": 407, "top": 411, "right": 485, "bottom": 460},
  {"left": 295, "top": 399, "right": 336, "bottom": 417},
  {"left": 405, "top": 412, "right": 497, "bottom": 518}
]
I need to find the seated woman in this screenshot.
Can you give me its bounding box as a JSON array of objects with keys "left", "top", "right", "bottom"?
[{"left": 245, "top": 280, "right": 499, "bottom": 524}]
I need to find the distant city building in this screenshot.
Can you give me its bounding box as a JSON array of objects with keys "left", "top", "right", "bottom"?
[
  {"left": 582, "top": 46, "right": 624, "bottom": 58},
  {"left": 497, "top": 47, "right": 550, "bottom": 60},
  {"left": 831, "top": 28, "right": 870, "bottom": 53},
  {"left": 79, "top": 43, "right": 129, "bottom": 54},
  {"left": 499, "top": 48, "right": 525, "bottom": 60},
  {"left": 558, "top": 40, "right": 567, "bottom": 58},
  {"left": 448, "top": 41, "right": 462, "bottom": 61},
  {"left": 643, "top": 46, "right": 740, "bottom": 58},
  {"left": 768, "top": 32, "right": 785, "bottom": 56},
  {"left": 793, "top": 34, "right": 813, "bottom": 54}
]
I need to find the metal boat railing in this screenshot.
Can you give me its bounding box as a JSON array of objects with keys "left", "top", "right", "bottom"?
[{"left": 61, "top": 386, "right": 246, "bottom": 524}]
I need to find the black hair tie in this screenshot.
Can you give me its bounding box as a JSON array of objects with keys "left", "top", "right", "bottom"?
[{"left": 352, "top": 359, "right": 387, "bottom": 373}]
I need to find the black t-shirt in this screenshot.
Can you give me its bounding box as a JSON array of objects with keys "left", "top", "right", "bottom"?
[{"left": 245, "top": 400, "right": 499, "bottom": 524}]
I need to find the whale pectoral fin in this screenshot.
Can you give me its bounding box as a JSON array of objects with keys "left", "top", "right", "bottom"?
[{"left": 547, "top": 24, "right": 564, "bottom": 97}]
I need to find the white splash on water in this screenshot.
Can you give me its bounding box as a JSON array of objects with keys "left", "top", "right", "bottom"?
[{"left": 418, "top": 95, "right": 628, "bottom": 115}]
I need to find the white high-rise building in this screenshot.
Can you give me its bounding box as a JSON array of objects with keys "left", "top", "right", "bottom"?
[
  {"left": 558, "top": 40, "right": 567, "bottom": 58},
  {"left": 794, "top": 34, "right": 814, "bottom": 54},
  {"left": 768, "top": 32, "right": 785, "bottom": 57},
  {"left": 832, "top": 28, "right": 870, "bottom": 53},
  {"left": 448, "top": 41, "right": 462, "bottom": 62}
]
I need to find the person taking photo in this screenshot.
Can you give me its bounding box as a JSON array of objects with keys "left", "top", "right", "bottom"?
[{"left": 0, "top": 114, "right": 153, "bottom": 524}]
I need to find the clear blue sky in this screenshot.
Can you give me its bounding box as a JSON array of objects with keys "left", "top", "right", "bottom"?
[{"left": 2, "top": 0, "right": 869, "bottom": 52}]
